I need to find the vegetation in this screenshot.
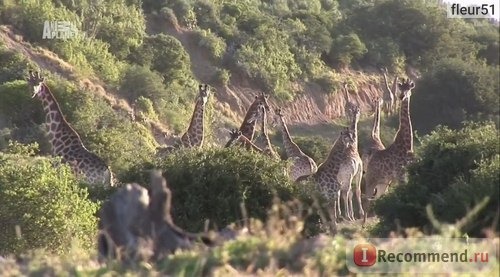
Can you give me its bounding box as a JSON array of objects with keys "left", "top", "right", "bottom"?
[
  {"left": 373, "top": 122, "right": 499, "bottom": 236},
  {"left": 155, "top": 147, "right": 296, "bottom": 232},
  {"left": 0, "top": 142, "right": 98, "bottom": 255},
  {"left": 0, "top": 0, "right": 498, "bottom": 275}
]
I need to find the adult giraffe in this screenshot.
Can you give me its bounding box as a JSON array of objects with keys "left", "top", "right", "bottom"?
[
  {"left": 363, "top": 78, "right": 416, "bottom": 224},
  {"left": 26, "top": 71, "right": 114, "bottom": 186},
  {"left": 180, "top": 84, "right": 210, "bottom": 148}
]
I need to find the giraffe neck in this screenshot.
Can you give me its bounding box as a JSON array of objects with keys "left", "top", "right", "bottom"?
[
  {"left": 187, "top": 99, "right": 205, "bottom": 137},
  {"left": 391, "top": 97, "right": 413, "bottom": 152},
  {"left": 350, "top": 114, "right": 359, "bottom": 147},
  {"left": 278, "top": 116, "right": 303, "bottom": 157},
  {"left": 238, "top": 136, "right": 264, "bottom": 153},
  {"left": 260, "top": 109, "right": 276, "bottom": 154},
  {"left": 239, "top": 101, "right": 260, "bottom": 140},
  {"left": 372, "top": 103, "right": 381, "bottom": 141},
  {"left": 38, "top": 84, "right": 85, "bottom": 155}
]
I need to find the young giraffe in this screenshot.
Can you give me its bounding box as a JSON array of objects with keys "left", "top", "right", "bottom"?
[
  {"left": 26, "top": 71, "right": 114, "bottom": 186},
  {"left": 338, "top": 101, "right": 364, "bottom": 221},
  {"left": 227, "top": 92, "right": 270, "bottom": 148},
  {"left": 363, "top": 78, "right": 416, "bottom": 224},
  {"left": 272, "top": 108, "right": 317, "bottom": 182},
  {"left": 380, "top": 67, "right": 399, "bottom": 116},
  {"left": 180, "top": 84, "right": 210, "bottom": 148},
  {"left": 225, "top": 129, "right": 265, "bottom": 153},
  {"left": 256, "top": 105, "right": 279, "bottom": 159}
]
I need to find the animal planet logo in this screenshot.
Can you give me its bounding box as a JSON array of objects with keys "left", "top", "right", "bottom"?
[
  {"left": 353, "top": 243, "right": 377, "bottom": 266},
  {"left": 42, "top": 21, "right": 79, "bottom": 40}
]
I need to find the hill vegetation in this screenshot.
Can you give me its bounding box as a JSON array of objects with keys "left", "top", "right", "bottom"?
[{"left": 0, "top": 0, "right": 498, "bottom": 275}]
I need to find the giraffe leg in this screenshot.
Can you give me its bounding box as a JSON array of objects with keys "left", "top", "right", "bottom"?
[
  {"left": 341, "top": 189, "right": 349, "bottom": 221},
  {"left": 327, "top": 200, "right": 338, "bottom": 235},
  {"left": 347, "top": 189, "right": 355, "bottom": 221},
  {"left": 354, "top": 164, "right": 364, "bottom": 219},
  {"left": 336, "top": 191, "right": 342, "bottom": 220}
]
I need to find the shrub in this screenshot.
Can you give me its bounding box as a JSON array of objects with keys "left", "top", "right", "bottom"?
[
  {"left": 194, "top": 29, "right": 227, "bottom": 62},
  {"left": 293, "top": 136, "right": 330, "bottom": 163},
  {"left": 213, "top": 67, "right": 231, "bottom": 86},
  {"left": 0, "top": 150, "right": 98, "bottom": 255},
  {"left": 130, "top": 34, "right": 193, "bottom": 85},
  {"left": 373, "top": 122, "right": 499, "bottom": 236},
  {"left": 0, "top": 47, "right": 33, "bottom": 84},
  {"left": 328, "top": 33, "right": 367, "bottom": 68},
  {"left": 155, "top": 147, "right": 297, "bottom": 232},
  {"left": 118, "top": 65, "right": 167, "bottom": 103},
  {"left": 53, "top": 36, "right": 125, "bottom": 84},
  {"left": 412, "top": 58, "right": 499, "bottom": 134}
]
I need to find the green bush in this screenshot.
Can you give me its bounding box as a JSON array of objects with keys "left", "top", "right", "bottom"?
[
  {"left": 373, "top": 122, "right": 499, "bottom": 236},
  {"left": 118, "top": 65, "right": 168, "bottom": 103},
  {"left": 130, "top": 34, "right": 193, "bottom": 85},
  {"left": 0, "top": 149, "right": 98, "bottom": 255},
  {"left": 213, "top": 67, "right": 231, "bottom": 86},
  {"left": 0, "top": 47, "right": 33, "bottom": 84},
  {"left": 194, "top": 29, "right": 227, "bottom": 62},
  {"left": 412, "top": 58, "right": 499, "bottom": 134},
  {"left": 328, "top": 33, "right": 367, "bottom": 68},
  {"left": 155, "top": 147, "right": 297, "bottom": 232},
  {"left": 293, "top": 136, "right": 330, "bottom": 163}
]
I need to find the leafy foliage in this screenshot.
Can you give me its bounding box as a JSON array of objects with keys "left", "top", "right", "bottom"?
[
  {"left": 130, "top": 34, "right": 193, "bottom": 85},
  {"left": 374, "top": 122, "right": 499, "bottom": 236},
  {"left": 0, "top": 148, "right": 98, "bottom": 255},
  {"left": 155, "top": 147, "right": 297, "bottom": 232},
  {"left": 412, "top": 58, "right": 499, "bottom": 133}
]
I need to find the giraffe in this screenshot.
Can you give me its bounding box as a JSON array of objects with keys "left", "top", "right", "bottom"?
[
  {"left": 363, "top": 78, "right": 416, "bottom": 224},
  {"left": 380, "top": 67, "right": 399, "bottom": 116},
  {"left": 272, "top": 108, "right": 318, "bottom": 182},
  {"left": 225, "top": 129, "right": 265, "bottom": 153},
  {"left": 256, "top": 105, "right": 279, "bottom": 159},
  {"left": 338, "top": 98, "right": 364, "bottom": 221},
  {"left": 26, "top": 71, "right": 114, "bottom": 186},
  {"left": 297, "top": 128, "right": 357, "bottom": 233},
  {"left": 227, "top": 92, "right": 270, "bottom": 148},
  {"left": 180, "top": 84, "right": 210, "bottom": 148},
  {"left": 361, "top": 97, "right": 386, "bottom": 172}
]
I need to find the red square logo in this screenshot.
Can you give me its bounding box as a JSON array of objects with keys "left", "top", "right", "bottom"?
[{"left": 353, "top": 243, "right": 377, "bottom": 266}]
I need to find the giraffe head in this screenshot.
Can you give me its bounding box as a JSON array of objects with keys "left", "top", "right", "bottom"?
[
  {"left": 340, "top": 127, "right": 355, "bottom": 148},
  {"left": 371, "top": 97, "right": 383, "bottom": 112},
  {"left": 26, "top": 70, "right": 46, "bottom": 99},
  {"left": 225, "top": 128, "right": 243, "bottom": 147},
  {"left": 397, "top": 78, "right": 415, "bottom": 101},
  {"left": 197, "top": 84, "right": 210, "bottom": 105},
  {"left": 254, "top": 92, "right": 271, "bottom": 113},
  {"left": 271, "top": 108, "right": 284, "bottom": 127},
  {"left": 229, "top": 128, "right": 242, "bottom": 140},
  {"left": 348, "top": 103, "right": 361, "bottom": 121}
]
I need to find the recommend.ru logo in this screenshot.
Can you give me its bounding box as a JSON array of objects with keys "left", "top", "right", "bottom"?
[{"left": 346, "top": 238, "right": 498, "bottom": 274}]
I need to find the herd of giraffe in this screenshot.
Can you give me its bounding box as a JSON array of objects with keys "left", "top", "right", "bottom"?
[{"left": 25, "top": 69, "right": 416, "bottom": 232}]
